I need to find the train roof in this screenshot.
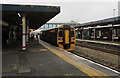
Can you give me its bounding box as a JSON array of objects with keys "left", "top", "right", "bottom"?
[{"left": 40, "top": 24, "right": 74, "bottom": 32}]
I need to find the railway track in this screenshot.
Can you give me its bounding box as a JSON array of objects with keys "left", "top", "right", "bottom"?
[
  {"left": 75, "top": 42, "right": 120, "bottom": 55},
  {"left": 72, "top": 49, "right": 120, "bottom": 72},
  {"left": 72, "top": 41, "right": 120, "bottom": 71},
  {"left": 71, "top": 43, "right": 120, "bottom": 72}
]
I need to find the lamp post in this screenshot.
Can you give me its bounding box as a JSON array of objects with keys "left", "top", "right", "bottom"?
[
  {"left": 112, "top": 9, "right": 116, "bottom": 42},
  {"left": 113, "top": 9, "right": 116, "bottom": 17}
]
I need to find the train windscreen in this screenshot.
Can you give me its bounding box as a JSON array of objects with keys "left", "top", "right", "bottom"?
[
  {"left": 71, "top": 31, "right": 74, "bottom": 37},
  {"left": 59, "top": 31, "right": 63, "bottom": 37}
]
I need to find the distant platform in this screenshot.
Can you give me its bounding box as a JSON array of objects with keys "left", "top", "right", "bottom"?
[{"left": 76, "top": 39, "right": 120, "bottom": 46}]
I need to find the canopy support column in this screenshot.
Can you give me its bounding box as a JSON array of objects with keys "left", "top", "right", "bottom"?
[
  {"left": 26, "top": 20, "right": 29, "bottom": 44},
  {"left": 94, "top": 26, "right": 96, "bottom": 40},
  {"left": 26, "top": 24, "right": 29, "bottom": 43},
  {"left": 112, "top": 24, "right": 114, "bottom": 42},
  {"left": 22, "top": 14, "right": 27, "bottom": 51}
]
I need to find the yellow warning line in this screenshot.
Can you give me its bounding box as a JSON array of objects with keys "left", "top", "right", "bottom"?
[
  {"left": 57, "top": 53, "right": 93, "bottom": 77},
  {"left": 39, "top": 40, "right": 94, "bottom": 77}
]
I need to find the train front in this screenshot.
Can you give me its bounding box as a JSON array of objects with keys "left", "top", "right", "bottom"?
[{"left": 57, "top": 25, "right": 76, "bottom": 51}]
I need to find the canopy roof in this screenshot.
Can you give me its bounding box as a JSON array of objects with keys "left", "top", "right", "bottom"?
[
  {"left": 1, "top": 4, "right": 60, "bottom": 29},
  {"left": 75, "top": 16, "right": 120, "bottom": 28}
]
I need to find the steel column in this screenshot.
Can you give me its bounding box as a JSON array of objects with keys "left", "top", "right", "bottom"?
[
  {"left": 26, "top": 25, "right": 29, "bottom": 43},
  {"left": 22, "top": 14, "right": 26, "bottom": 51},
  {"left": 94, "top": 26, "right": 96, "bottom": 40},
  {"left": 112, "top": 24, "right": 114, "bottom": 42},
  {"left": 48, "top": 24, "right": 49, "bottom": 28},
  {"left": 56, "top": 24, "right": 57, "bottom": 27}
]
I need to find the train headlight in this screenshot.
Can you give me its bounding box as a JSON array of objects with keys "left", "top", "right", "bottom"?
[
  {"left": 58, "top": 37, "right": 63, "bottom": 40},
  {"left": 71, "top": 37, "right": 75, "bottom": 40}
]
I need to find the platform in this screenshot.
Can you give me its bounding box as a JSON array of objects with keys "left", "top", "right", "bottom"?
[
  {"left": 2, "top": 39, "right": 119, "bottom": 78},
  {"left": 2, "top": 40, "right": 91, "bottom": 77},
  {"left": 76, "top": 39, "right": 120, "bottom": 46}
]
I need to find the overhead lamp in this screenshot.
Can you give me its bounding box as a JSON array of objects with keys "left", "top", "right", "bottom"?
[{"left": 18, "top": 13, "right": 21, "bottom": 17}]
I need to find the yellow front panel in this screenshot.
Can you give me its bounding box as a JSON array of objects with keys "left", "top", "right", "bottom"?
[{"left": 65, "top": 30, "right": 69, "bottom": 44}]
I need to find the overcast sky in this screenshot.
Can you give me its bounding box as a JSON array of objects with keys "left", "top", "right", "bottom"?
[
  {"left": 1, "top": 0, "right": 119, "bottom": 23},
  {"left": 48, "top": 2, "right": 118, "bottom": 23}
]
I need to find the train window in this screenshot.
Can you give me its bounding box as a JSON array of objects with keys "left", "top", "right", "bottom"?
[
  {"left": 117, "top": 29, "right": 120, "bottom": 37},
  {"left": 55, "top": 29, "right": 58, "bottom": 32},
  {"left": 71, "top": 28, "right": 74, "bottom": 31},
  {"left": 71, "top": 31, "right": 74, "bottom": 37},
  {"left": 59, "top": 31, "right": 63, "bottom": 37}
]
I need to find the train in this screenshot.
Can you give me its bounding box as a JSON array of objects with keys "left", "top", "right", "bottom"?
[{"left": 40, "top": 25, "right": 76, "bottom": 51}]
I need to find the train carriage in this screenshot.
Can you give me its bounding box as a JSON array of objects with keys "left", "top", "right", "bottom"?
[{"left": 40, "top": 25, "right": 76, "bottom": 51}]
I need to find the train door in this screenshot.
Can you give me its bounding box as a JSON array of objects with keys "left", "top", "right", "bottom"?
[
  {"left": 63, "top": 29, "right": 70, "bottom": 49},
  {"left": 65, "top": 29, "right": 70, "bottom": 44}
]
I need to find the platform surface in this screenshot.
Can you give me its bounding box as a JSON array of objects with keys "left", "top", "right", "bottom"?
[
  {"left": 2, "top": 40, "right": 91, "bottom": 77},
  {"left": 76, "top": 39, "right": 120, "bottom": 46},
  {"left": 2, "top": 39, "right": 119, "bottom": 78}
]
